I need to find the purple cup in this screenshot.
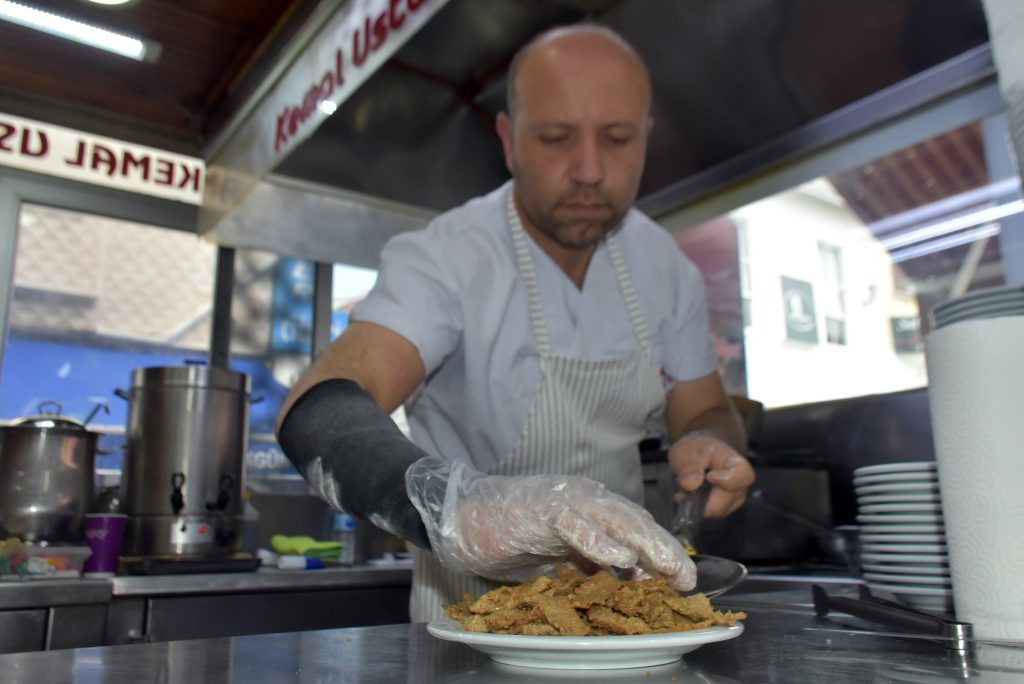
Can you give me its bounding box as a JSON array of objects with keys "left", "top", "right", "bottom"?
[{"left": 82, "top": 513, "right": 128, "bottom": 576}]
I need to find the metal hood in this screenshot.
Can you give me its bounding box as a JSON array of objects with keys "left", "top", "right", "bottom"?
[{"left": 207, "top": 0, "right": 991, "bottom": 263}]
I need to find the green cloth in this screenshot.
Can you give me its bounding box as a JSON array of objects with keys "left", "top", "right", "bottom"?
[{"left": 270, "top": 535, "right": 342, "bottom": 560}]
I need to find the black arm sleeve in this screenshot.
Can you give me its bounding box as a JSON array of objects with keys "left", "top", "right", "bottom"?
[{"left": 277, "top": 378, "right": 431, "bottom": 549}]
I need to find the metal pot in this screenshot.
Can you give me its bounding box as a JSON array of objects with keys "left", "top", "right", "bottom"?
[
  {"left": 0, "top": 401, "right": 101, "bottom": 542},
  {"left": 118, "top": 365, "right": 252, "bottom": 557}
]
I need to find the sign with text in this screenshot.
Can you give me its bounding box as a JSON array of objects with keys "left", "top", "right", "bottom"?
[
  {"left": 891, "top": 315, "right": 924, "bottom": 353},
  {"left": 0, "top": 112, "right": 204, "bottom": 204},
  {"left": 202, "top": 0, "right": 450, "bottom": 233}
]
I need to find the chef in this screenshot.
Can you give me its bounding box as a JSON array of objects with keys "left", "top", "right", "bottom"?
[{"left": 276, "top": 23, "right": 755, "bottom": 622}]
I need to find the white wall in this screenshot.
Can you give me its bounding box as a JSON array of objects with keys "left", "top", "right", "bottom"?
[{"left": 733, "top": 184, "right": 927, "bottom": 408}]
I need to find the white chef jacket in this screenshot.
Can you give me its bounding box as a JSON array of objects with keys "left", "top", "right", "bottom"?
[{"left": 350, "top": 181, "right": 717, "bottom": 470}]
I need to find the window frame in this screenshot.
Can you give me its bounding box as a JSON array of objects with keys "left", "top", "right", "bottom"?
[{"left": 0, "top": 166, "right": 200, "bottom": 377}]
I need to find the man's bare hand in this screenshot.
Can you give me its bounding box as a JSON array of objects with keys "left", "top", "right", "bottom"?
[{"left": 668, "top": 433, "right": 755, "bottom": 517}]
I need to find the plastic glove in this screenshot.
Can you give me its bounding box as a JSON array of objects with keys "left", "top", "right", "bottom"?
[{"left": 405, "top": 458, "right": 697, "bottom": 591}]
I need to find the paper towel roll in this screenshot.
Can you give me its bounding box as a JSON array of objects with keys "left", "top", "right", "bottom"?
[{"left": 925, "top": 315, "right": 1024, "bottom": 640}]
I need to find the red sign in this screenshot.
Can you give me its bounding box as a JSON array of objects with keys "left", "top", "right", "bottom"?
[{"left": 273, "top": 0, "right": 432, "bottom": 153}]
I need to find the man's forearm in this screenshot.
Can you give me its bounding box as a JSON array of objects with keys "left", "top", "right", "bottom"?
[{"left": 277, "top": 378, "right": 431, "bottom": 548}]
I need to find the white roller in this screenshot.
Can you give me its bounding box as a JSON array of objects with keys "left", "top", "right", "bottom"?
[{"left": 983, "top": 0, "right": 1024, "bottom": 170}]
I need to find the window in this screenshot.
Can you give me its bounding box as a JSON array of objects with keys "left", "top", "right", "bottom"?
[
  {"left": 0, "top": 203, "right": 217, "bottom": 472},
  {"left": 670, "top": 114, "right": 1022, "bottom": 408},
  {"left": 229, "top": 250, "right": 316, "bottom": 487},
  {"left": 329, "top": 263, "right": 378, "bottom": 341}
]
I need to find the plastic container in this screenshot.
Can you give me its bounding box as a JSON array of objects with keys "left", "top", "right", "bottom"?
[
  {"left": 0, "top": 539, "right": 91, "bottom": 580},
  {"left": 332, "top": 513, "right": 357, "bottom": 565},
  {"left": 277, "top": 555, "right": 324, "bottom": 570}
]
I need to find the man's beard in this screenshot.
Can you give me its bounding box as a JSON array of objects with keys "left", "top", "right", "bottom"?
[{"left": 529, "top": 198, "right": 626, "bottom": 250}]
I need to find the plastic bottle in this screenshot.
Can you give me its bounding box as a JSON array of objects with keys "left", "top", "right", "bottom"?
[
  {"left": 332, "top": 513, "right": 357, "bottom": 565},
  {"left": 277, "top": 555, "right": 324, "bottom": 570}
]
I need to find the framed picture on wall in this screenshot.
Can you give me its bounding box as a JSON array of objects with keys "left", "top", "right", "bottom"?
[{"left": 781, "top": 276, "right": 818, "bottom": 344}]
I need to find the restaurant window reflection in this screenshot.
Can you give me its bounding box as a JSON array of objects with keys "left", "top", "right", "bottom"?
[
  {"left": 230, "top": 250, "right": 315, "bottom": 486},
  {"left": 671, "top": 114, "right": 1023, "bottom": 409},
  {"left": 0, "top": 204, "right": 216, "bottom": 475}
]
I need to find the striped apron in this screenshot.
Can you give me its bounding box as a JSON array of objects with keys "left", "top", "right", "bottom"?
[{"left": 410, "top": 188, "right": 665, "bottom": 622}]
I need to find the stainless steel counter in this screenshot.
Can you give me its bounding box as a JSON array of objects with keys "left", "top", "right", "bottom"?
[
  {"left": 110, "top": 563, "right": 412, "bottom": 596},
  {"left": 0, "top": 578, "right": 111, "bottom": 610},
  {"left": 2, "top": 580, "right": 1022, "bottom": 682},
  {"left": 1, "top": 564, "right": 413, "bottom": 652},
  {"left": 0, "top": 564, "right": 413, "bottom": 607}
]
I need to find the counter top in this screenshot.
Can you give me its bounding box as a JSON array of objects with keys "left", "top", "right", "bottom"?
[
  {"left": 109, "top": 563, "right": 412, "bottom": 596},
  {"left": 0, "top": 563, "right": 411, "bottom": 609},
  {"left": 0, "top": 578, "right": 111, "bottom": 610},
  {"left": 2, "top": 581, "right": 1021, "bottom": 682}
]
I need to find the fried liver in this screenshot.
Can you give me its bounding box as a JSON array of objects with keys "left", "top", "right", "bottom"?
[{"left": 443, "top": 566, "right": 748, "bottom": 637}]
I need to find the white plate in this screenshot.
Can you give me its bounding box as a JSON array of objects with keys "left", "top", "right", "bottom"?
[
  {"left": 861, "top": 552, "right": 948, "bottom": 564},
  {"left": 862, "top": 572, "right": 952, "bottom": 586},
  {"left": 854, "top": 462, "right": 937, "bottom": 477},
  {"left": 858, "top": 502, "right": 943, "bottom": 514},
  {"left": 859, "top": 533, "right": 946, "bottom": 544},
  {"left": 854, "top": 482, "right": 940, "bottom": 496},
  {"left": 933, "top": 291, "right": 1024, "bottom": 316},
  {"left": 857, "top": 514, "right": 943, "bottom": 524},
  {"left": 856, "top": 493, "right": 940, "bottom": 505},
  {"left": 860, "top": 562, "right": 949, "bottom": 576},
  {"left": 935, "top": 305, "right": 1024, "bottom": 327},
  {"left": 425, "top": 617, "right": 745, "bottom": 670},
  {"left": 932, "top": 285, "right": 1024, "bottom": 312},
  {"left": 860, "top": 523, "right": 945, "bottom": 534},
  {"left": 853, "top": 472, "right": 939, "bottom": 486},
  {"left": 861, "top": 544, "right": 947, "bottom": 556}
]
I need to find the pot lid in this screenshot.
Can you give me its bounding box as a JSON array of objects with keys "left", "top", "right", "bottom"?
[
  {"left": 10, "top": 401, "right": 89, "bottom": 431},
  {"left": 129, "top": 364, "right": 251, "bottom": 393}
]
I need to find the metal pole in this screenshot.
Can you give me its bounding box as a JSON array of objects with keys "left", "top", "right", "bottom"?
[
  {"left": 209, "top": 245, "right": 236, "bottom": 368},
  {"left": 311, "top": 262, "right": 333, "bottom": 358}
]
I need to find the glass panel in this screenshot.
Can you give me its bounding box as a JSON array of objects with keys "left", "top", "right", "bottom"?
[
  {"left": 327, "top": 263, "right": 411, "bottom": 436},
  {"left": 0, "top": 204, "right": 217, "bottom": 475},
  {"left": 230, "top": 251, "right": 316, "bottom": 488},
  {"left": 674, "top": 116, "right": 1022, "bottom": 409},
  {"left": 329, "top": 263, "right": 378, "bottom": 341}
]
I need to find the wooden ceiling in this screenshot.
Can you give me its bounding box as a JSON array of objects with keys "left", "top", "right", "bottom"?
[
  {"left": 830, "top": 124, "right": 989, "bottom": 225},
  {"left": 0, "top": 0, "right": 313, "bottom": 154}
]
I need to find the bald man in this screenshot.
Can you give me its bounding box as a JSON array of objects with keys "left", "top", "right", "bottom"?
[{"left": 276, "top": 24, "right": 754, "bottom": 622}]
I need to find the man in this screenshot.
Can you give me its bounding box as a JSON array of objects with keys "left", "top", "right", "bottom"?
[{"left": 276, "top": 24, "right": 755, "bottom": 622}]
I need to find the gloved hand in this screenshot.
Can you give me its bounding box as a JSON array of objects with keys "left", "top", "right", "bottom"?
[{"left": 406, "top": 459, "right": 697, "bottom": 591}]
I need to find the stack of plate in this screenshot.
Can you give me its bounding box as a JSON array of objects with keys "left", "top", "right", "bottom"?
[
  {"left": 853, "top": 462, "right": 953, "bottom": 614},
  {"left": 931, "top": 284, "right": 1024, "bottom": 329}
]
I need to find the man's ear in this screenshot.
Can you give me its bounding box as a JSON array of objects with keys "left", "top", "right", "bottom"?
[{"left": 495, "top": 112, "right": 514, "bottom": 173}]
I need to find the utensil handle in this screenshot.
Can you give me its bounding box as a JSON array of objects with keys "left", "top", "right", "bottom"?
[
  {"left": 813, "top": 585, "right": 972, "bottom": 646},
  {"left": 671, "top": 479, "right": 711, "bottom": 548}
]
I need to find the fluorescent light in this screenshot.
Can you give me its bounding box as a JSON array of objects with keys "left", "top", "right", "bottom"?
[
  {"left": 889, "top": 223, "right": 1002, "bottom": 263},
  {"left": 84, "top": 0, "right": 136, "bottom": 5},
  {"left": 0, "top": 0, "right": 150, "bottom": 61},
  {"left": 869, "top": 177, "right": 1022, "bottom": 236},
  {"left": 318, "top": 100, "right": 338, "bottom": 116},
  {"left": 879, "top": 199, "right": 1024, "bottom": 250}
]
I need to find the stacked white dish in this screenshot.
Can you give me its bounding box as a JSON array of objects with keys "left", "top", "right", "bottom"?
[
  {"left": 930, "top": 284, "right": 1024, "bottom": 329},
  {"left": 853, "top": 461, "right": 953, "bottom": 614}
]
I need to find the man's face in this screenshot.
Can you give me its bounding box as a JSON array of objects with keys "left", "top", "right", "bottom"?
[{"left": 497, "top": 34, "right": 652, "bottom": 251}]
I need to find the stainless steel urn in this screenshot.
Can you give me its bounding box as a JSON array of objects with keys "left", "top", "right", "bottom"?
[{"left": 120, "top": 366, "right": 251, "bottom": 557}]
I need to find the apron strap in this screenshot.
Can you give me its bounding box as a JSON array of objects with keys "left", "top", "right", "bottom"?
[
  {"left": 605, "top": 234, "right": 652, "bottom": 346},
  {"left": 506, "top": 189, "right": 552, "bottom": 355},
  {"left": 506, "top": 185, "right": 654, "bottom": 350}
]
